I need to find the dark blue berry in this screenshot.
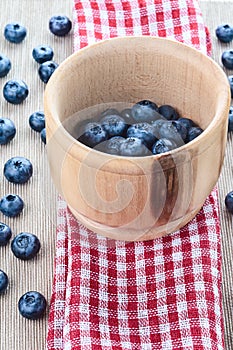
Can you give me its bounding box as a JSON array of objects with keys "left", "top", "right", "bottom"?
[
  {"left": 216, "top": 24, "right": 233, "bottom": 43},
  {"left": 228, "top": 106, "right": 233, "bottom": 132},
  {"left": 29, "top": 111, "right": 45, "bottom": 132},
  {"left": 3, "top": 79, "right": 29, "bottom": 104},
  {"left": 38, "top": 61, "right": 58, "bottom": 83},
  {"left": 0, "top": 118, "right": 16, "bottom": 145},
  {"left": 40, "top": 128, "right": 46, "bottom": 144},
  {"left": 11, "top": 232, "right": 41, "bottom": 260},
  {"left": 100, "top": 114, "right": 128, "bottom": 137},
  {"left": 159, "top": 121, "right": 185, "bottom": 146},
  {"left": 78, "top": 122, "right": 108, "bottom": 148},
  {"left": 49, "top": 15, "right": 72, "bottom": 36},
  {"left": 18, "top": 291, "right": 46, "bottom": 320},
  {"left": 0, "top": 54, "right": 11, "bottom": 77},
  {"left": 150, "top": 119, "right": 167, "bottom": 138},
  {"left": 222, "top": 50, "right": 233, "bottom": 70},
  {"left": 152, "top": 138, "right": 177, "bottom": 154},
  {"left": 32, "top": 45, "right": 54, "bottom": 64},
  {"left": 119, "top": 137, "right": 151, "bottom": 157},
  {"left": 120, "top": 108, "right": 134, "bottom": 125},
  {"left": 127, "top": 122, "right": 156, "bottom": 148},
  {"left": 0, "top": 194, "right": 24, "bottom": 217},
  {"left": 176, "top": 117, "right": 196, "bottom": 130},
  {"left": 131, "top": 100, "right": 159, "bottom": 122},
  {"left": 4, "top": 23, "right": 27, "bottom": 44},
  {"left": 225, "top": 191, "right": 233, "bottom": 214},
  {"left": 228, "top": 75, "right": 233, "bottom": 98},
  {"left": 0, "top": 222, "right": 12, "bottom": 246},
  {"left": 158, "top": 104, "right": 179, "bottom": 121},
  {"left": 4, "top": 156, "right": 33, "bottom": 184},
  {"left": 186, "top": 126, "right": 203, "bottom": 142},
  {"left": 103, "top": 136, "right": 125, "bottom": 155},
  {"left": 0, "top": 270, "right": 8, "bottom": 293}
]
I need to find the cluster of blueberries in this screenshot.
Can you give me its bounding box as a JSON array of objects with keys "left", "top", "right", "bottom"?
[
  {"left": 77, "top": 100, "right": 203, "bottom": 157},
  {"left": 215, "top": 24, "right": 233, "bottom": 214},
  {"left": 0, "top": 15, "right": 72, "bottom": 320}
]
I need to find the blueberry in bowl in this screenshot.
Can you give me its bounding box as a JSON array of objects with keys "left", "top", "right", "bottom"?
[
  {"left": 4, "top": 156, "right": 33, "bottom": 184},
  {"left": 131, "top": 100, "right": 160, "bottom": 122},
  {"left": 0, "top": 118, "right": 16, "bottom": 145},
  {"left": 3, "top": 79, "right": 29, "bottom": 104},
  {"left": 4, "top": 22, "right": 27, "bottom": 43},
  {"left": 18, "top": 291, "right": 46, "bottom": 320}
]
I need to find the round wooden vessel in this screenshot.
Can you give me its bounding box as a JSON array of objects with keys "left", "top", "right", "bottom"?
[{"left": 44, "top": 36, "right": 230, "bottom": 241}]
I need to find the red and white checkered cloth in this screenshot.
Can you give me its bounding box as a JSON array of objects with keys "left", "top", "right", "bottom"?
[{"left": 47, "top": 1, "right": 224, "bottom": 349}]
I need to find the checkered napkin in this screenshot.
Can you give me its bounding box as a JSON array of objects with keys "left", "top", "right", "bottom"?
[{"left": 46, "top": 1, "right": 224, "bottom": 349}]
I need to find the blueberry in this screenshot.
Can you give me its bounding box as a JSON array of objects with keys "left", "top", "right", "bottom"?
[
  {"left": 38, "top": 61, "right": 58, "bottom": 83},
  {"left": 4, "top": 23, "right": 27, "bottom": 44},
  {"left": 222, "top": 50, "right": 233, "bottom": 70},
  {"left": 18, "top": 291, "right": 46, "bottom": 320},
  {"left": 32, "top": 45, "right": 54, "bottom": 64},
  {"left": 119, "top": 137, "right": 151, "bottom": 157},
  {"left": 159, "top": 121, "right": 185, "bottom": 146},
  {"left": 158, "top": 104, "right": 180, "bottom": 121},
  {"left": 0, "top": 194, "right": 24, "bottom": 217},
  {"left": 0, "top": 118, "right": 16, "bottom": 145},
  {"left": 0, "top": 54, "right": 11, "bottom": 77},
  {"left": 0, "top": 270, "right": 8, "bottom": 294},
  {"left": 11, "top": 232, "right": 41, "bottom": 260},
  {"left": 127, "top": 122, "right": 156, "bottom": 148},
  {"left": 29, "top": 111, "right": 45, "bottom": 132},
  {"left": 103, "top": 136, "right": 125, "bottom": 155},
  {"left": 40, "top": 128, "right": 46, "bottom": 144},
  {"left": 186, "top": 126, "right": 203, "bottom": 142},
  {"left": 3, "top": 79, "right": 29, "bottom": 104},
  {"left": 215, "top": 24, "right": 233, "bottom": 43},
  {"left": 0, "top": 222, "right": 12, "bottom": 246},
  {"left": 228, "top": 106, "right": 233, "bottom": 132},
  {"left": 228, "top": 75, "right": 233, "bottom": 98},
  {"left": 120, "top": 108, "right": 134, "bottom": 125},
  {"left": 171, "top": 121, "right": 188, "bottom": 142},
  {"left": 4, "top": 156, "right": 33, "bottom": 184},
  {"left": 150, "top": 119, "right": 167, "bottom": 138},
  {"left": 49, "top": 15, "right": 72, "bottom": 36},
  {"left": 100, "top": 114, "right": 128, "bottom": 137},
  {"left": 152, "top": 138, "right": 177, "bottom": 155},
  {"left": 78, "top": 122, "right": 108, "bottom": 148},
  {"left": 225, "top": 191, "right": 233, "bottom": 214},
  {"left": 131, "top": 100, "right": 159, "bottom": 122},
  {"left": 176, "top": 117, "right": 196, "bottom": 130}
]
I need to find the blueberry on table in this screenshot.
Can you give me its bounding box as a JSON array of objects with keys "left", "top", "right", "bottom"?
[
  {"left": 11, "top": 232, "right": 41, "bottom": 260},
  {"left": 186, "top": 126, "right": 203, "bottom": 142},
  {"left": 225, "top": 191, "right": 233, "bottom": 214},
  {"left": 49, "top": 15, "right": 72, "bottom": 36},
  {"left": 29, "top": 111, "right": 45, "bottom": 132},
  {"left": 221, "top": 50, "right": 233, "bottom": 70},
  {"left": 103, "top": 136, "right": 125, "bottom": 155},
  {"left": 127, "top": 122, "right": 156, "bottom": 148},
  {"left": 100, "top": 114, "right": 128, "bottom": 137},
  {"left": 18, "top": 291, "right": 46, "bottom": 320},
  {"left": 131, "top": 100, "right": 159, "bottom": 122},
  {"left": 228, "top": 75, "right": 233, "bottom": 98},
  {"left": 78, "top": 122, "right": 108, "bottom": 148},
  {"left": 119, "top": 137, "right": 151, "bottom": 157},
  {"left": 0, "top": 194, "right": 24, "bottom": 217},
  {"left": 215, "top": 24, "right": 233, "bottom": 43},
  {"left": 0, "top": 118, "right": 16, "bottom": 145},
  {"left": 152, "top": 138, "right": 177, "bottom": 154},
  {"left": 38, "top": 61, "right": 58, "bottom": 83},
  {"left": 228, "top": 106, "right": 233, "bottom": 132},
  {"left": 0, "top": 222, "right": 12, "bottom": 246},
  {"left": 4, "top": 22, "right": 27, "bottom": 43},
  {"left": 0, "top": 270, "right": 8, "bottom": 294},
  {"left": 158, "top": 104, "right": 180, "bottom": 121},
  {"left": 32, "top": 45, "right": 54, "bottom": 64},
  {"left": 3, "top": 79, "right": 29, "bottom": 104},
  {"left": 40, "top": 128, "right": 46, "bottom": 144},
  {"left": 0, "top": 54, "right": 11, "bottom": 77},
  {"left": 4, "top": 156, "right": 33, "bottom": 184}
]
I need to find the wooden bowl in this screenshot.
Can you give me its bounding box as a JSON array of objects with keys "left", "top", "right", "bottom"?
[{"left": 44, "top": 36, "right": 230, "bottom": 241}]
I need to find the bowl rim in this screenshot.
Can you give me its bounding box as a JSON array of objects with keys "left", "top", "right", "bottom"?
[{"left": 44, "top": 35, "right": 231, "bottom": 163}]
